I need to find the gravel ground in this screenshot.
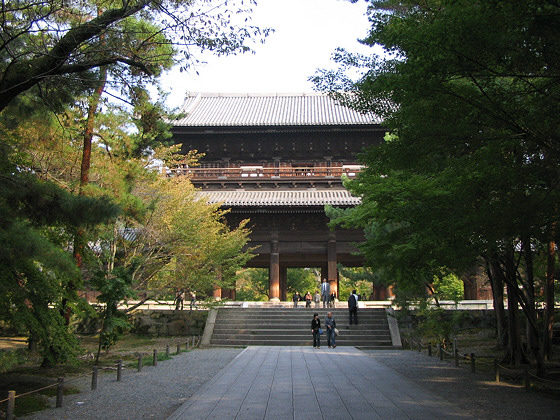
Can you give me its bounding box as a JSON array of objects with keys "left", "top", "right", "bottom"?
[
  {"left": 365, "top": 349, "right": 560, "bottom": 420},
  {"left": 20, "top": 347, "right": 560, "bottom": 420},
  {"left": 21, "top": 348, "right": 243, "bottom": 420}
]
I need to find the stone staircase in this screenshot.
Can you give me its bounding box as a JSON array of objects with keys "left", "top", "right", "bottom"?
[{"left": 206, "top": 307, "right": 397, "bottom": 349}]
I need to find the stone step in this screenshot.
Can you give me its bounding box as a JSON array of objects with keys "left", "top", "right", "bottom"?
[
  {"left": 209, "top": 338, "right": 394, "bottom": 346},
  {"left": 212, "top": 327, "right": 389, "bottom": 334},
  {"left": 213, "top": 322, "right": 388, "bottom": 329},
  {"left": 207, "top": 307, "right": 396, "bottom": 349},
  {"left": 212, "top": 312, "right": 387, "bottom": 322},
  {"left": 211, "top": 332, "right": 391, "bottom": 340}
]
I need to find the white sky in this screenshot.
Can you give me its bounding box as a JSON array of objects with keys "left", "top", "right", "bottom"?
[{"left": 161, "top": 0, "right": 373, "bottom": 109}]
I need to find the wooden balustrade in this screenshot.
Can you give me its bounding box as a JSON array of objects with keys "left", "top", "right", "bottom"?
[{"left": 168, "top": 166, "right": 363, "bottom": 180}]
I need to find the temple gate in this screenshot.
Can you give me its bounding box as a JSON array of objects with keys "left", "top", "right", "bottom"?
[{"left": 171, "top": 93, "right": 386, "bottom": 300}]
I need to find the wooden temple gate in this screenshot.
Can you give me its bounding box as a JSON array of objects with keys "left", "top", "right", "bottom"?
[{"left": 171, "top": 93, "right": 387, "bottom": 300}]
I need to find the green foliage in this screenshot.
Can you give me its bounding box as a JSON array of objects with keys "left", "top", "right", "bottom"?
[
  {"left": 337, "top": 266, "right": 375, "bottom": 300},
  {"left": 0, "top": 349, "right": 26, "bottom": 373},
  {"left": 414, "top": 306, "right": 455, "bottom": 346},
  {"left": 236, "top": 268, "right": 269, "bottom": 301},
  {"left": 0, "top": 0, "right": 271, "bottom": 111},
  {"left": 91, "top": 266, "right": 136, "bottom": 357},
  {"left": 315, "top": 0, "right": 560, "bottom": 363},
  {"left": 287, "top": 268, "right": 319, "bottom": 297},
  {"left": 433, "top": 272, "right": 463, "bottom": 303}
]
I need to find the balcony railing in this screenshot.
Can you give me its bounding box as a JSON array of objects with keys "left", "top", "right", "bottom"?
[{"left": 167, "top": 166, "right": 363, "bottom": 180}]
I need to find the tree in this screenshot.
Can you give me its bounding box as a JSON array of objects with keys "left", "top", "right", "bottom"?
[
  {"left": 0, "top": 0, "right": 271, "bottom": 112},
  {"left": 0, "top": 138, "right": 119, "bottom": 365},
  {"left": 0, "top": 0, "right": 269, "bottom": 365},
  {"left": 314, "top": 0, "right": 560, "bottom": 370},
  {"left": 236, "top": 268, "right": 269, "bottom": 301}
]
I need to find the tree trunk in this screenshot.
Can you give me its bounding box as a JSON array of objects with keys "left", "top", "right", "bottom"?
[
  {"left": 503, "top": 246, "right": 528, "bottom": 365},
  {"left": 522, "top": 236, "right": 545, "bottom": 376},
  {"left": 73, "top": 68, "right": 107, "bottom": 268},
  {"left": 543, "top": 236, "right": 556, "bottom": 361},
  {"left": 486, "top": 257, "right": 507, "bottom": 348}
]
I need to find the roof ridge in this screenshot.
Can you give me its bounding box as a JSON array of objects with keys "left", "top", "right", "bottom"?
[{"left": 185, "top": 92, "right": 326, "bottom": 98}]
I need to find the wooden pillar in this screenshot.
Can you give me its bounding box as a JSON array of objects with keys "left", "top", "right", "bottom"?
[
  {"left": 373, "top": 283, "right": 388, "bottom": 300},
  {"left": 328, "top": 232, "right": 338, "bottom": 296},
  {"left": 212, "top": 285, "right": 222, "bottom": 300},
  {"left": 280, "top": 266, "right": 287, "bottom": 301},
  {"left": 269, "top": 234, "right": 280, "bottom": 301},
  {"left": 213, "top": 271, "right": 222, "bottom": 300}
]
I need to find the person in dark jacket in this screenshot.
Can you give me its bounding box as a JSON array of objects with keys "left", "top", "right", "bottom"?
[
  {"left": 348, "top": 289, "right": 358, "bottom": 325},
  {"left": 311, "top": 313, "right": 321, "bottom": 348},
  {"left": 325, "top": 311, "right": 337, "bottom": 348},
  {"left": 293, "top": 291, "right": 301, "bottom": 308}
]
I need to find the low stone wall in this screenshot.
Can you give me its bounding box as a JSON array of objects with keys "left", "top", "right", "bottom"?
[
  {"left": 395, "top": 309, "right": 497, "bottom": 332},
  {"left": 129, "top": 309, "right": 207, "bottom": 336}
]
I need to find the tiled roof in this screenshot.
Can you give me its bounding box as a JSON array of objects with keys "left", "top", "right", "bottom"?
[
  {"left": 198, "top": 189, "right": 361, "bottom": 207},
  {"left": 173, "top": 93, "right": 382, "bottom": 126}
]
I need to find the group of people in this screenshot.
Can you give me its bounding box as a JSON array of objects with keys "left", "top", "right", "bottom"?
[
  {"left": 292, "top": 279, "right": 339, "bottom": 309},
  {"left": 311, "top": 311, "right": 337, "bottom": 349},
  {"left": 310, "top": 289, "right": 360, "bottom": 348},
  {"left": 174, "top": 289, "right": 197, "bottom": 311}
]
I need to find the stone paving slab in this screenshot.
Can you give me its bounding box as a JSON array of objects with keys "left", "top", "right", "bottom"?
[{"left": 167, "top": 346, "right": 475, "bottom": 420}]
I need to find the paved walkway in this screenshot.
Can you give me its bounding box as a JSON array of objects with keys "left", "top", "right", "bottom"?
[{"left": 168, "top": 346, "right": 474, "bottom": 420}]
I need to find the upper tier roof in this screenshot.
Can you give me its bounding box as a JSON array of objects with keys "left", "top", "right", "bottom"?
[
  {"left": 198, "top": 189, "right": 361, "bottom": 207},
  {"left": 173, "top": 92, "right": 382, "bottom": 127}
]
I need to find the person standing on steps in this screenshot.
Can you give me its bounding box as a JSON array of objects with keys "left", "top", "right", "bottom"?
[
  {"left": 348, "top": 289, "right": 359, "bottom": 325},
  {"left": 313, "top": 290, "right": 321, "bottom": 308},
  {"left": 321, "top": 279, "right": 330, "bottom": 308},
  {"left": 293, "top": 291, "right": 301, "bottom": 308},
  {"left": 311, "top": 313, "right": 321, "bottom": 348},
  {"left": 325, "top": 311, "right": 337, "bottom": 348},
  {"left": 305, "top": 291, "right": 312, "bottom": 308}
]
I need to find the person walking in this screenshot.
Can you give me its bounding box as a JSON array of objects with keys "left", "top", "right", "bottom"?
[
  {"left": 320, "top": 279, "right": 330, "bottom": 308},
  {"left": 348, "top": 289, "right": 359, "bottom": 325},
  {"left": 311, "top": 313, "right": 321, "bottom": 348},
  {"left": 325, "top": 311, "right": 337, "bottom": 348},
  {"left": 174, "top": 289, "right": 184, "bottom": 310},
  {"left": 313, "top": 290, "right": 321, "bottom": 308},
  {"left": 189, "top": 290, "right": 197, "bottom": 311}
]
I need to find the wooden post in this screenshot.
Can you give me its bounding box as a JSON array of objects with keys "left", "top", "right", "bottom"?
[
  {"left": 177, "top": 343, "right": 181, "bottom": 354},
  {"left": 470, "top": 353, "right": 475, "bottom": 373},
  {"left": 453, "top": 337, "right": 457, "bottom": 357},
  {"left": 138, "top": 353, "right": 143, "bottom": 372},
  {"left": 117, "top": 360, "right": 123, "bottom": 381},
  {"left": 409, "top": 339, "right": 413, "bottom": 351},
  {"left": 186, "top": 340, "right": 189, "bottom": 351},
  {"left": 192, "top": 336, "right": 195, "bottom": 347},
  {"left": 417, "top": 340, "right": 421, "bottom": 352},
  {"left": 92, "top": 366, "right": 98, "bottom": 390},
  {"left": 153, "top": 349, "right": 157, "bottom": 367},
  {"left": 524, "top": 367, "right": 530, "bottom": 391},
  {"left": 494, "top": 359, "right": 500, "bottom": 382},
  {"left": 166, "top": 344, "right": 170, "bottom": 358},
  {"left": 6, "top": 390, "right": 15, "bottom": 420},
  {"left": 56, "top": 377, "right": 64, "bottom": 408},
  {"left": 428, "top": 343, "right": 432, "bottom": 357},
  {"left": 454, "top": 349, "right": 459, "bottom": 367}
]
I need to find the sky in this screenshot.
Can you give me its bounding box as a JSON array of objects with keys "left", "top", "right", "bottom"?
[{"left": 160, "top": 0, "right": 374, "bottom": 109}]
